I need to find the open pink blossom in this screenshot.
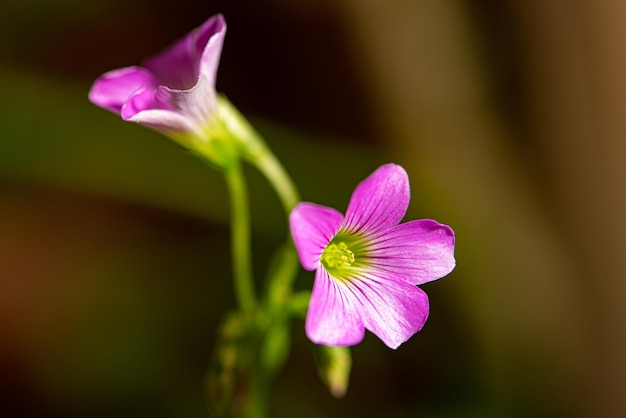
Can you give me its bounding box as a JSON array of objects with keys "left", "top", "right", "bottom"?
[
  {"left": 89, "top": 14, "right": 226, "bottom": 135},
  {"left": 289, "top": 164, "right": 455, "bottom": 349}
]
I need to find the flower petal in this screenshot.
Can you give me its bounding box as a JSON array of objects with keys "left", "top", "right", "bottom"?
[
  {"left": 290, "top": 203, "right": 343, "bottom": 271},
  {"left": 120, "top": 87, "right": 162, "bottom": 120},
  {"left": 88, "top": 66, "right": 159, "bottom": 114},
  {"left": 367, "top": 219, "right": 456, "bottom": 285},
  {"left": 305, "top": 268, "right": 365, "bottom": 346},
  {"left": 351, "top": 273, "right": 430, "bottom": 349},
  {"left": 125, "top": 108, "right": 197, "bottom": 133},
  {"left": 121, "top": 75, "right": 218, "bottom": 134},
  {"left": 154, "top": 75, "right": 218, "bottom": 128},
  {"left": 198, "top": 15, "right": 227, "bottom": 86},
  {"left": 342, "top": 164, "right": 410, "bottom": 234},
  {"left": 144, "top": 14, "right": 226, "bottom": 90}
]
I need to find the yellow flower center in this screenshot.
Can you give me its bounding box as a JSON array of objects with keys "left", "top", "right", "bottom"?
[
  {"left": 321, "top": 233, "right": 369, "bottom": 280},
  {"left": 321, "top": 242, "right": 355, "bottom": 269}
]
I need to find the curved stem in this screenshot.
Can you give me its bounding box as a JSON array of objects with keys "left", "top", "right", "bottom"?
[
  {"left": 217, "top": 95, "right": 300, "bottom": 216},
  {"left": 224, "top": 159, "right": 256, "bottom": 314},
  {"left": 251, "top": 145, "right": 300, "bottom": 216}
]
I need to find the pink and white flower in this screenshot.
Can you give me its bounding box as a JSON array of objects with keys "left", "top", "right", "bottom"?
[
  {"left": 89, "top": 14, "right": 226, "bottom": 136},
  {"left": 290, "top": 164, "right": 455, "bottom": 349}
]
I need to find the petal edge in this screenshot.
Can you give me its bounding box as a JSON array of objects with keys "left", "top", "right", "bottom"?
[
  {"left": 89, "top": 66, "right": 159, "bottom": 114},
  {"left": 353, "top": 273, "right": 430, "bottom": 349},
  {"left": 343, "top": 164, "right": 410, "bottom": 234},
  {"left": 290, "top": 203, "right": 343, "bottom": 271},
  {"left": 367, "top": 219, "right": 456, "bottom": 285}
]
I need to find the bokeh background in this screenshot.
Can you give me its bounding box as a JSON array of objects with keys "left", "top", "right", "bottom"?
[{"left": 2, "top": 0, "right": 625, "bottom": 417}]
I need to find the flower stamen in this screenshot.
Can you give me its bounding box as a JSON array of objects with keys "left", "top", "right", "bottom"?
[{"left": 322, "top": 242, "right": 355, "bottom": 269}]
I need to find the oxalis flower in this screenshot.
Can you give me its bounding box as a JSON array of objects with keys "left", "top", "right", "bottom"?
[
  {"left": 289, "top": 164, "right": 455, "bottom": 349},
  {"left": 89, "top": 14, "right": 226, "bottom": 138}
]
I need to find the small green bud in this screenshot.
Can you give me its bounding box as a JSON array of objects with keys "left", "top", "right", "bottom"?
[{"left": 315, "top": 345, "right": 352, "bottom": 398}]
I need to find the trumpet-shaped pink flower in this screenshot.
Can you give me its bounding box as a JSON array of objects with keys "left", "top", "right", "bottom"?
[
  {"left": 89, "top": 15, "right": 226, "bottom": 135},
  {"left": 290, "top": 164, "right": 455, "bottom": 349}
]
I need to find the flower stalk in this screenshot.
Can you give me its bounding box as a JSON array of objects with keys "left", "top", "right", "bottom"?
[
  {"left": 217, "top": 95, "right": 300, "bottom": 215},
  {"left": 223, "top": 158, "right": 257, "bottom": 314}
]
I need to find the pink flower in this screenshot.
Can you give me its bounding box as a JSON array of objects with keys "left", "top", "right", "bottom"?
[
  {"left": 89, "top": 15, "right": 226, "bottom": 135},
  {"left": 289, "top": 164, "right": 455, "bottom": 349}
]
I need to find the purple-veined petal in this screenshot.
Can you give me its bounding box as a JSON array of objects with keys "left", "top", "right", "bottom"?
[
  {"left": 89, "top": 15, "right": 226, "bottom": 136},
  {"left": 367, "top": 219, "right": 456, "bottom": 285},
  {"left": 154, "top": 75, "right": 218, "bottom": 127},
  {"left": 88, "top": 66, "right": 159, "bottom": 114},
  {"left": 305, "top": 268, "right": 365, "bottom": 346},
  {"left": 120, "top": 75, "right": 217, "bottom": 134},
  {"left": 350, "top": 272, "right": 430, "bottom": 349},
  {"left": 144, "top": 14, "right": 226, "bottom": 90},
  {"left": 290, "top": 203, "right": 343, "bottom": 271},
  {"left": 342, "top": 164, "right": 410, "bottom": 234}
]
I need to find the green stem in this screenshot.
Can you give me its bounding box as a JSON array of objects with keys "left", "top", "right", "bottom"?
[
  {"left": 218, "top": 95, "right": 300, "bottom": 216},
  {"left": 251, "top": 145, "right": 300, "bottom": 216},
  {"left": 247, "top": 369, "right": 270, "bottom": 418},
  {"left": 224, "top": 159, "right": 256, "bottom": 314}
]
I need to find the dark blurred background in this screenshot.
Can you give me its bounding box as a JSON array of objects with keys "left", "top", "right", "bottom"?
[{"left": 1, "top": 0, "right": 625, "bottom": 417}]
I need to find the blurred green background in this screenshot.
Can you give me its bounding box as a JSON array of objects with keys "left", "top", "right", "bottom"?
[{"left": 2, "top": 0, "right": 625, "bottom": 417}]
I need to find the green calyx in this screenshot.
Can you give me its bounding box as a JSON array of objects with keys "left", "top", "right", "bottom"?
[{"left": 167, "top": 97, "right": 247, "bottom": 169}]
